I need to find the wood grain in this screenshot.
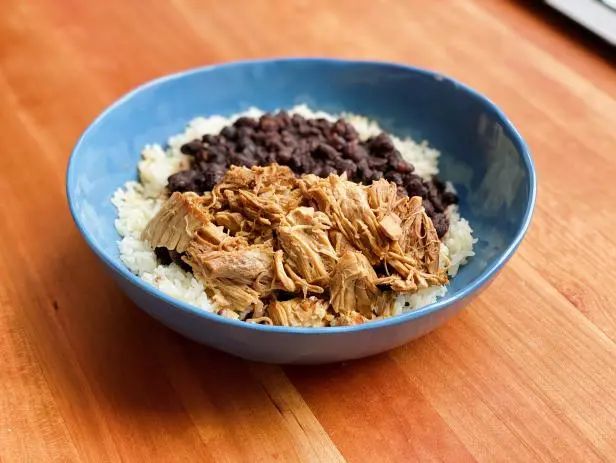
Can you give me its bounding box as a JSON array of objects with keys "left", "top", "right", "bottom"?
[{"left": 1, "top": 0, "right": 615, "bottom": 461}]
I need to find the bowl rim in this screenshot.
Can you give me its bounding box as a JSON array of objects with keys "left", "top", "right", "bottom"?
[{"left": 66, "top": 57, "right": 536, "bottom": 335}]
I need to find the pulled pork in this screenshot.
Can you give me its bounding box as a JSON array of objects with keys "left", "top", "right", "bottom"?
[
  {"left": 268, "top": 297, "right": 332, "bottom": 327},
  {"left": 142, "top": 164, "right": 447, "bottom": 326},
  {"left": 329, "top": 251, "right": 380, "bottom": 318}
]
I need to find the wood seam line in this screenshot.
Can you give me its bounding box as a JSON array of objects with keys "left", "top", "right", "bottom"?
[
  {"left": 390, "top": 283, "right": 614, "bottom": 460},
  {"left": 385, "top": 349, "right": 502, "bottom": 462},
  {"left": 534, "top": 199, "right": 616, "bottom": 249},
  {"left": 150, "top": 355, "right": 220, "bottom": 460},
  {"left": 17, "top": 297, "right": 125, "bottom": 461},
  {"left": 523, "top": 248, "right": 616, "bottom": 341},
  {"left": 517, "top": 252, "right": 616, "bottom": 348},
  {"left": 248, "top": 364, "right": 346, "bottom": 463},
  {"left": 0, "top": 286, "right": 83, "bottom": 459},
  {"left": 476, "top": 314, "right": 616, "bottom": 440},
  {"left": 522, "top": 202, "right": 616, "bottom": 337},
  {"left": 0, "top": 56, "right": 106, "bottom": 160},
  {"left": 389, "top": 348, "right": 551, "bottom": 463},
  {"left": 0, "top": 77, "right": 124, "bottom": 458},
  {"left": 0, "top": 72, "right": 75, "bottom": 186},
  {"left": 394, "top": 317, "right": 609, "bottom": 462},
  {"left": 0, "top": 225, "right": 124, "bottom": 461},
  {"left": 472, "top": 295, "right": 616, "bottom": 448},
  {"left": 465, "top": 303, "right": 616, "bottom": 458}
]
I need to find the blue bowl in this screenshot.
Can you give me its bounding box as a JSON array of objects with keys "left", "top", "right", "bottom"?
[{"left": 67, "top": 58, "right": 535, "bottom": 364}]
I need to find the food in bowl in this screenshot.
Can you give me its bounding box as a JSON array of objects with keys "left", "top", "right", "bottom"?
[{"left": 112, "top": 105, "right": 475, "bottom": 326}]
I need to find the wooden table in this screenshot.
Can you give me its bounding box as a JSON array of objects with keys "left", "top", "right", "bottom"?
[{"left": 1, "top": 1, "right": 615, "bottom": 461}]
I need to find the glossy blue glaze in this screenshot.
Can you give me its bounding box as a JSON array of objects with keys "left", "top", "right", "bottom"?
[{"left": 66, "top": 58, "right": 536, "bottom": 364}]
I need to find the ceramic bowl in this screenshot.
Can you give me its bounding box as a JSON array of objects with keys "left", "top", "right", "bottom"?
[{"left": 67, "top": 58, "right": 536, "bottom": 364}]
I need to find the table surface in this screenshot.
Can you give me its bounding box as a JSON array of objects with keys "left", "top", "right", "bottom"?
[{"left": 1, "top": 1, "right": 615, "bottom": 461}]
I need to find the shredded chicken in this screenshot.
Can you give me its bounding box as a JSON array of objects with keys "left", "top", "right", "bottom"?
[
  {"left": 329, "top": 311, "right": 370, "bottom": 326},
  {"left": 277, "top": 207, "right": 338, "bottom": 290},
  {"left": 365, "top": 179, "right": 403, "bottom": 241},
  {"left": 300, "top": 174, "right": 392, "bottom": 264},
  {"left": 217, "top": 308, "right": 240, "bottom": 320},
  {"left": 381, "top": 195, "right": 447, "bottom": 292},
  {"left": 267, "top": 297, "right": 332, "bottom": 327},
  {"left": 329, "top": 251, "right": 383, "bottom": 317},
  {"left": 186, "top": 243, "right": 275, "bottom": 313},
  {"left": 329, "top": 230, "right": 355, "bottom": 256},
  {"left": 212, "top": 211, "right": 245, "bottom": 233},
  {"left": 213, "top": 164, "right": 303, "bottom": 231},
  {"left": 246, "top": 316, "right": 274, "bottom": 325},
  {"left": 142, "top": 192, "right": 210, "bottom": 252},
  {"left": 143, "top": 164, "right": 448, "bottom": 326}
]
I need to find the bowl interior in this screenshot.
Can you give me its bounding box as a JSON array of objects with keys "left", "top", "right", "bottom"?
[{"left": 68, "top": 59, "right": 534, "bottom": 319}]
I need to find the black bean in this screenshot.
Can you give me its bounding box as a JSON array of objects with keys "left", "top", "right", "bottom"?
[
  {"left": 259, "top": 115, "right": 278, "bottom": 131},
  {"left": 156, "top": 247, "right": 191, "bottom": 272},
  {"left": 276, "top": 148, "right": 292, "bottom": 164},
  {"left": 320, "top": 165, "right": 337, "bottom": 176},
  {"left": 234, "top": 116, "right": 258, "bottom": 128},
  {"left": 431, "top": 213, "right": 449, "bottom": 238},
  {"left": 298, "top": 124, "right": 312, "bottom": 136},
  {"left": 220, "top": 126, "right": 237, "bottom": 140},
  {"left": 194, "top": 150, "right": 209, "bottom": 163},
  {"left": 169, "top": 250, "right": 193, "bottom": 272},
  {"left": 276, "top": 110, "right": 291, "bottom": 127},
  {"left": 345, "top": 142, "right": 368, "bottom": 162},
  {"left": 281, "top": 132, "right": 296, "bottom": 145},
  {"left": 405, "top": 177, "right": 428, "bottom": 197},
  {"left": 265, "top": 151, "right": 278, "bottom": 164},
  {"left": 432, "top": 176, "right": 446, "bottom": 192},
  {"left": 240, "top": 156, "right": 257, "bottom": 167},
  {"left": 167, "top": 170, "right": 205, "bottom": 193},
  {"left": 313, "top": 143, "right": 338, "bottom": 160},
  {"left": 290, "top": 114, "right": 304, "bottom": 125},
  {"left": 236, "top": 136, "right": 254, "bottom": 151},
  {"left": 394, "top": 160, "right": 413, "bottom": 173},
  {"left": 180, "top": 139, "right": 203, "bottom": 156},
  {"left": 370, "top": 170, "right": 384, "bottom": 181},
  {"left": 333, "top": 119, "right": 358, "bottom": 141},
  {"left": 388, "top": 172, "right": 404, "bottom": 186},
  {"left": 252, "top": 132, "right": 269, "bottom": 145},
  {"left": 201, "top": 134, "right": 217, "bottom": 144},
  {"left": 430, "top": 195, "right": 445, "bottom": 213},
  {"left": 154, "top": 247, "right": 173, "bottom": 265},
  {"left": 368, "top": 157, "right": 389, "bottom": 169},
  {"left": 202, "top": 172, "right": 221, "bottom": 191},
  {"left": 442, "top": 191, "right": 458, "bottom": 205},
  {"left": 422, "top": 199, "right": 435, "bottom": 217},
  {"left": 237, "top": 126, "right": 254, "bottom": 139},
  {"left": 369, "top": 133, "right": 394, "bottom": 155},
  {"left": 387, "top": 150, "right": 403, "bottom": 164},
  {"left": 289, "top": 151, "right": 303, "bottom": 170},
  {"left": 207, "top": 146, "right": 227, "bottom": 163},
  {"left": 344, "top": 160, "right": 359, "bottom": 177}
]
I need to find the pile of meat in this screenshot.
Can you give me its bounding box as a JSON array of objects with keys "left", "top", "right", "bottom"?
[
  {"left": 167, "top": 112, "right": 457, "bottom": 237},
  {"left": 143, "top": 164, "right": 448, "bottom": 327}
]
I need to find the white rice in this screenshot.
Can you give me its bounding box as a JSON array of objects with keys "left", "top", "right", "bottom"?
[{"left": 112, "top": 105, "right": 476, "bottom": 317}]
